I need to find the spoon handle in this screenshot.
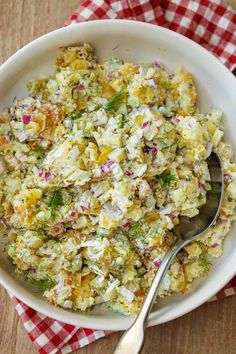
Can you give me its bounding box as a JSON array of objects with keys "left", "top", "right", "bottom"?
[{"left": 113, "top": 238, "right": 184, "bottom": 354}]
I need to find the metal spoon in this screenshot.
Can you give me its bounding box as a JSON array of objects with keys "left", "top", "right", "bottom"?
[{"left": 114, "top": 151, "right": 223, "bottom": 354}]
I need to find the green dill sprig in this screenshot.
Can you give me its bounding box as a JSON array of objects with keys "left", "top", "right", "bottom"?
[
  {"left": 197, "top": 242, "right": 207, "bottom": 252},
  {"left": 69, "top": 112, "right": 82, "bottom": 120},
  {"left": 50, "top": 190, "right": 63, "bottom": 211},
  {"left": 104, "top": 91, "right": 126, "bottom": 111},
  {"left": 30, "top": 278, "right": 57, "bottom": 290},
  {"left": 199, "top": 256, "right": 211, "bottom": 275},
  {"left": 129, "top": 220, "right": 142, "bottom": 237},
  {"left": 155, "top": 172, "right": 177, "bottom": 184}
]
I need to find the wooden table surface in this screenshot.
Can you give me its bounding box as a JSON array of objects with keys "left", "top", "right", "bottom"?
[{"left": 0, "top": 1, "right": 236, "bottom": 353}]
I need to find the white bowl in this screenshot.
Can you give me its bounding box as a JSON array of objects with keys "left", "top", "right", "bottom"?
[{"left": 0, "top": 20, "right": 236, "bottom": 331}]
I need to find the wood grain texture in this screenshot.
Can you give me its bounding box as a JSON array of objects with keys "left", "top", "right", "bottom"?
[{"left": 0, "top": 1, "right": 236, "bottom": 353}]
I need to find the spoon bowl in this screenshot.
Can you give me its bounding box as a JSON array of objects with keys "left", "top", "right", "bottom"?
[
  {"left": 114, "top": 151, "right": 223, "bottom": 354},
  {"left": 174, "top": 151, "right": 224, "bottom": 241}
]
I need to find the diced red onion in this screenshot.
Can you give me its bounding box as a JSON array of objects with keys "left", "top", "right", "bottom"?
[
  {"left": 44, "top": 171, "right": 52, "bottom": 182},
  {"left": 70, "top": 211, "right": 76, "bottom": 218},
  {"left": 141, "top": 121, "right": 150, "bottom": 129},
  {"left": 38, "top": 167, "right": 44, "bottom": 177},
  {"left": 146, "top": 141, "right": 156, "bottom": 148},
  {"left": 51, "top": 253, "right": 58, "bottom": 261},
  {"left": 101, "top": 160, "right": 116, "bottom": 174},
  {"left": 122, "top": 220, "right": 131, "bottom": 229},
  {"left": 153, "top": 118, "right": 163, "bottom": 127},
  {"left": 31, "top": 268, "right": 36, "bottom": 273},
  {"left": 153, "top": 258, "right": 162, "bottom": 267},
  {"left": 143, "top": 145, "right": 158, "bottom": 155},
  {"left": 224, "top": 173, "right": 230, "bottom": 182},
  {"left": 171, "top": 116, "right": 180, "bottom": 125},
  {"left": 152, "top": 147, "right": 158, "bottom": 155},
  {"left": 22, "top": 114, "right": 32, "bottom": 125},
  {"left": 153, "top": 61, "right": 164, "bottom": 69},
  {"left": 211, "top": 243, "right": 219, "bottom": 248},
  {"left": 32, "top": 94, "right": 42, "bottom": 100},
  {"left": 125, "top": 170, "right": 133, "bottom": 177},
  {"left": 77, "top": 84, "right": 85, "bottom": 92},
  {"left": 1, "top": 217, "right": 7, "bottom": 227},
  {"left": 200, "top": 183, "right": 206, "bottom": 194}
]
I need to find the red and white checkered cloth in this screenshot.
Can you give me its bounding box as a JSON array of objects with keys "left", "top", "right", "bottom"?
[
  {"left": 65, "top": 0, "right": 236, "bottom": 70},
  {"left": 10, "top": 1, "right": 236, "bottom": 353}
]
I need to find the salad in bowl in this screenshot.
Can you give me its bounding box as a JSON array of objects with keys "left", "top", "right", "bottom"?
[{"left": 0, "top": 43, "right": 236, "bottom": 316}]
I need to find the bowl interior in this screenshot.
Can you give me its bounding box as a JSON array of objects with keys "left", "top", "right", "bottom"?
[{"left": 0, "top": 20, "right": 236, "bottom": 330}]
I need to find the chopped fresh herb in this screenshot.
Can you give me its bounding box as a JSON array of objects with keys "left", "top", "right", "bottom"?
[
  {"left": 198, "top": 256, "right": 211, "bottom": 274},
  {"left": 50, "top": 190, "right": 63, "bottom": 210},
  {"left": 171, "top": 106, "right": 179, "bottom": 113},
  {"left": 37, "top": 158, "right": 44, "bottom": 166},
  {"left": 30, "top": 278, "right": 57, "bottom": 290},
  {"left": 104, "top": 91, "right": 126, "bottom": 111},
  {"left": 137, "top": 267, "right": 147, "bottom": 277},
  {"left": 129, "top": 220, "right": 142, "bottom": 237},
  {"left": 157, "top": 137, "right": 173, "bottom": 148},
  {"left": 155, "top": 172, "right": 177, "bottom": 184},
  {"left": 116, "top": 114, "right": 124, "bottom": 128},
  {"left": 161, "top": 81, "right": 171, "bottom": 90},
  {"left": 158, "top": 106, "right": 173, "bottom": 117},
  {"left": 69, "top": 113, "right": 82, "bottom": 120},
  {"left": 36, "top": 148, "right": 45, "bottom": 166},
  {"left": 197, "top": 241, "right": 207, "bottom": 252},
  {"left": 205, "top": 181, "right": 212, "bottom": 191}
]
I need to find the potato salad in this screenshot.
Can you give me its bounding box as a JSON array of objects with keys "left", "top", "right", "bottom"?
[{"left": 1, "top": 44, "right": 236, "bottom": 315}]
